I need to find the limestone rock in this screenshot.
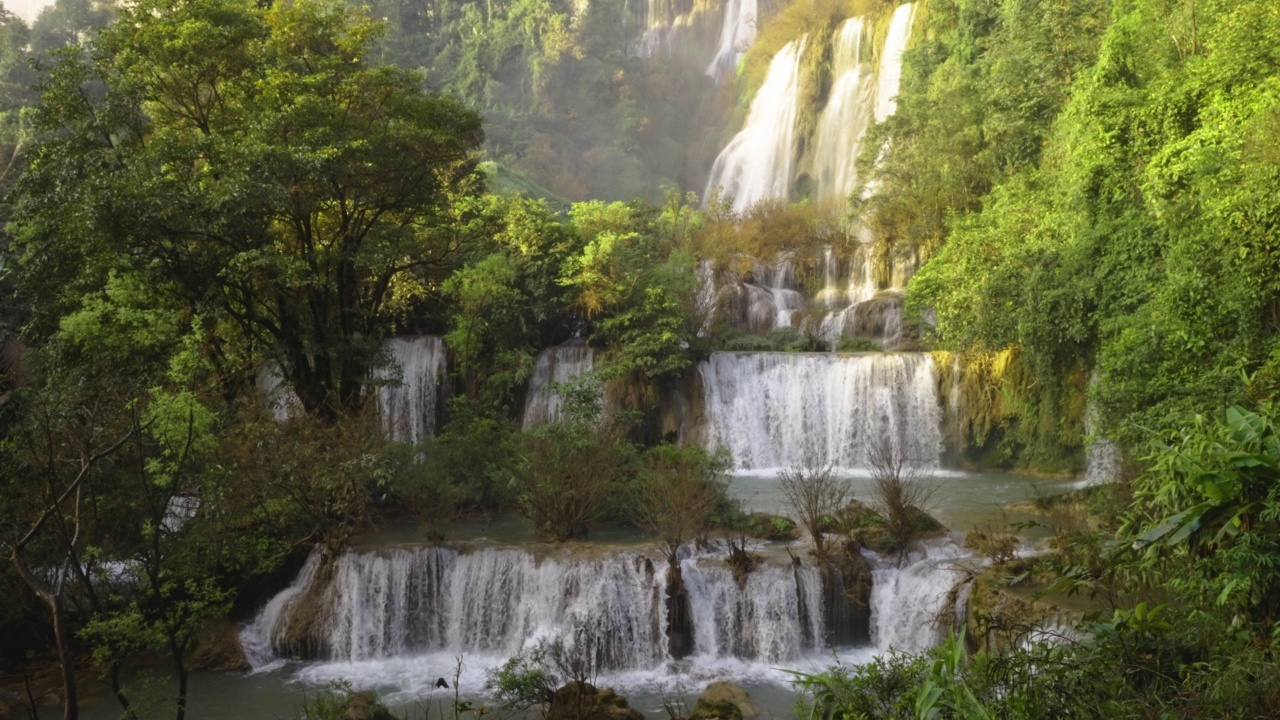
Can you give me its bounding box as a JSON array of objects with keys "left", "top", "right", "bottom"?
[{"left": 689, "top": 682, "right": 756, "bottom": 720}]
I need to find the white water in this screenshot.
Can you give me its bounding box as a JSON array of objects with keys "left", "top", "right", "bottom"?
[
  {"left": 869, "top": 541, "right": 969, "bottom": 652},
  {"left": 704, "top": 36, "right": 807, "bottom": 212},
  {"left": 376, "top": 337, "right": 448, "bottom": 444},
  {"left": 683, "top": 553, "right": 825, "bottom": 662},
  {"left": 812, "top": 19, "right": 876, "bottom": 200},
  {"left": 700, "top": 352, "right": 943, "bottom": 472},
  {"left": 244, "top": 544, "right": 835, "bottom": 670},
  {"left": 874, "top": 3, "right": 917, "bottom": 124},
  {"left": 706, "top": 0, "right": 758, "bottom": 80},
  {"left": 521, "top": 344, "right": 598, "bottom": 429}
]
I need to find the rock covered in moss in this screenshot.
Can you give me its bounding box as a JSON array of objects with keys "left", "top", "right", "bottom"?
[
  {"left": 546, "top": 682, "right": 644, "bottom": 720},
  {"left": 740, "top": 513, "right": 799, "bottom": 541}
]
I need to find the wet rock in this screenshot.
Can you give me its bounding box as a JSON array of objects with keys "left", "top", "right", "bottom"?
[
  {"left": 342, "top": 690, "right": 397, "bottom": 720},
  {"left": 820, "top": 540, "right": 873, "bottom": 645},
  {"left": 547, "top": 682, "right": 644, "bottom": 720},
  {"left": 690, "top": 682, "right": 756, "bottom": 720}
]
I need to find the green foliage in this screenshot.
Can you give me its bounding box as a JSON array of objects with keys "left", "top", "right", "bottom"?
[
  {"left": 1130, "top": 403, "right": 1280, "bottom": 633},
  {"left": 900, "top": 0, "right": 1280, "bottom": 461},
  {"left": 12, "top": 0, "right": 485, "bottom": 420}
]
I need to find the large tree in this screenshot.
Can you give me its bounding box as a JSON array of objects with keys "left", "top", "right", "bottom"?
[{"left": 11, "top": 0, "right": 484, "bottom": 418}]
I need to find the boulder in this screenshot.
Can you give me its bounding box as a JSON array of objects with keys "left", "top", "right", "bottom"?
[
  {"left": 689, "top": 682, "right": 756, "bottom": 720},
  {"left": 547, "top": 682, "right": 644, "bottom": 720}
]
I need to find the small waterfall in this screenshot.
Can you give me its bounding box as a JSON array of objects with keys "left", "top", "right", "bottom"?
[
  {"left": 683, "top": 555, "right": 825, "bottom": 662},
  {"left": 869, "top": 542, "right": 968, "bottom": 652},
  {"left": 812, "top": 19, "right": 876, "bottom": 200},
  {"left": 239, "top": 548, "right": 327, "bottom": 670},
  {"left": 376, "top": 337, "right": 447, "bottom": 444},
  {"left": 706, "top": 0, "right": 758, "bottom": 80},
  {"left": 1082, "top": 370, "right": 1120, "bottom": 485},
  {"left": 700, "top": 352, "right": 943, "bottom": 471},
  {"left": 874, "top": 3, "right": 917, "bottom": 124},
  {"left": 704, "top": 36, "right": 808, "bottom": 212},
  {"left": 256, "top": 364, "right": 301, "bottom": 421},
  {"left": 521, "top": 344, "right": 598, "bottom": 429}
]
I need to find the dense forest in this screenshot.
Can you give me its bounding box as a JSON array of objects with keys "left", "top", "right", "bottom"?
[{"left": 1, "top": 0, "right": 1279, "bottom": 718}]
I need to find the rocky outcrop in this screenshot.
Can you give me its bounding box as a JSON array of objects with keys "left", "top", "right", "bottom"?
[
  {"left": 738, "top": 513, "right": 799, "bottom": 541},
  {"left": 965, "top": 560, "right": 1063, "bottom": 653},
  {"left": 689, "top": 682, "right": 756, "bottom": 720},
  {"left": 547, "top": 682, "right": 644, "bottom": 720},
  {"left": 665, "top": 563, "right": 695, "bottom": 659},
  {"left": 820, "top": 539, "right": 872, "bottom": 645}
]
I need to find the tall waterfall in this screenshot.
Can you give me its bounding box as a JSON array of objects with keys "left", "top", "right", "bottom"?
[
  {"left": 521, "top": 344, "right": 598, "bottom": 429},
  {"left": 706, "top": 0, "right": 758, "bottom": 80},
  {"left": 811, "top": 19, "right": 875, "bottom": 200},
  {"left": 874, "top": 3, "right": 917, "bottom": 124},
  {"left": 704, "top": 36, "right": 807, "bottom": 212},
  {"left": 243, "top": 545, "right": 831, "bottom": 669},
  {"left": 700, "top": 352, "right": 943, "bottom": 471},
  {"left": 376, "top": 337, "right": 447, "bottom": 444}
]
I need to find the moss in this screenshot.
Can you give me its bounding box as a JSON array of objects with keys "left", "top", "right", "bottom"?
[{"left": 739, "top": 512, "right": 800, "bottom": 541}]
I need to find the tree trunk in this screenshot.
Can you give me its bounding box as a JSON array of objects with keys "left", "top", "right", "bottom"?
[{"left": 49, "top": 593, "right": 78, "bottom": 720}]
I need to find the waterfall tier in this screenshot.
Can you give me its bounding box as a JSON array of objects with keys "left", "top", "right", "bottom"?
[
  {"left": 700, "top": 352, "right": 943, "bottom": 471},
  {"left": 242, "top": 544, "right": 831, "bottom": 669}
]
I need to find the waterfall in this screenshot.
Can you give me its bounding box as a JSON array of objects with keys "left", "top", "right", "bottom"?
[
  {"left": 706, "top": 0, "right": 758, "bottom": 80},
  {"left": 683, "top": 555, "right": 825, "bottom": 662},
  {"left": 521, "top": 344, "right": 598, "bottom": 430},
  {"left": 240, "top": 548, "right": 327, "bottom": 670},
  {"left": 812, "top": 19, "right": 876, "bottom": 200},
  {"left": 376, "top": 337, "right": 447, "bottom": 444},
  {"left": 869, "top": 541, "right": 968, "bottom": 652},
  {"left": 700, "top": 352, "right": 943, "bottom": 471},
  {"left": 874, "top": 3, "right": 917, "bottom": 124},
  {"left": 245, "top": 544, "right": 840, "bottom": 670},
  {"left": 704, "top": 36, "right": 807, "bottom": 212},
  {"left": 631, "top": 0, "right": 697, "bottom": 58}
]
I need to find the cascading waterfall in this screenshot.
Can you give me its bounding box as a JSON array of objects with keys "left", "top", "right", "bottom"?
[
  {"left": 704, "top": 36, "right": 807, "bottom": 212},
  {"left": 376, "top": 336, "right": 447, "bottom": 444},
  {"left": 700, "top": 352, "right": 943, "bottom": 471},
  {"left": 811, "top": 18, "right": 875, "bottom": 200},
  {"left": 521, "top": 344, "right": 597, "bottom": 429},
  {"left": 706, "top": 0, "right": 758, "bottom": 80}
]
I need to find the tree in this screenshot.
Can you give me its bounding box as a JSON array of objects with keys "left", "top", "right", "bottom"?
[
  {"left": 866, "top": 435, "right": 939, "bottom": 553},
  {"left": 778, "top": 463, "right": 850, "bottom": 557},
  {"left": 11, "top": 0, "right": 484, "bottom": 419}
]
